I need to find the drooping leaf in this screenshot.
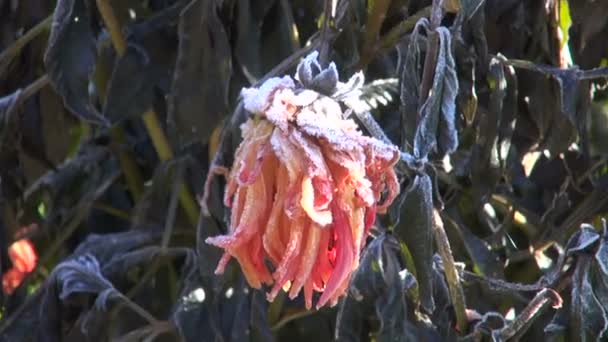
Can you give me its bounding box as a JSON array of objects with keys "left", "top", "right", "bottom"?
[
  {"left": 0, "top": 89, "right": 21, "bottom": 142},
  {"left": 168, "top": 0, "right": 232, "bottom": 148},
  {"left": 103, "top": 44, "right": 158, "bottom": 123},
  {"left": 399, "top": 18, "right": 427, "bottom": 152},
  {"left": 565, "top": 223, "right": 600, "bottom": 255},
  {"left": 414, "top": 27, "right": 459, "bottom": 158},
  {"left": 501, "top": 59, "right": 608, "bottom": 148},
  {"left": 53, "top": 254, "right": 119, "bottom": 307},
  {"left": 73, "top": 229, "right": 163, "bottom": 265},
  {"left": 393, "top": 172, "right": 435, "bottom": 313},
  {"left": 44, "top": 0, "right": 107, "bottom": 125},
  {"left": 233, "top": 0, "right": 276, "bottom": 80},
  {"left": 336, "top": 233, "right": 418, "bottom": 342},
  {"left": 571, "top": 256, "right": 608, "bottom": 341}
]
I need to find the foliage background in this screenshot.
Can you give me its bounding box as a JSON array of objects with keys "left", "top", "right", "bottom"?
[{"left": 1, "top": 0, "right": 608, "bottom": 341}]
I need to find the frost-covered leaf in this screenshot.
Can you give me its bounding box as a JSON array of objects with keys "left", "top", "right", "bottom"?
[
  {"left": 103, "top": 44, "right": 157, "bottom": 123},
  {"left": 336, "top": 233, "right": 417, "bottom": 341},
  {"left": 343, "top": 78, "right": 398, "bottom": 114},
  {"left": 0, "top": 89, "right": 21, "bottom": 142},
  {"left": 399, "top": 18, "right": 428, "bottom": 151},
  {"left": 571, "top": 256, "right": 608, "bottom": 341},
  {"left": 168, "top": 0, "right": 232, "bottom": 147},
  {"left": 44, "top": 0, "right": 107, "bottom": 125},
  {"left": 566, "top": 224, "right": 600, "bottom": 256},
  {"left": 392, "top": 172, "right": 435, "bottom": 313},
  {"left": 414, "top": 27, "right": 459, "bottom": 159},
  {"left": 53, "top": 254, "right": 119, "bottom": 307}
]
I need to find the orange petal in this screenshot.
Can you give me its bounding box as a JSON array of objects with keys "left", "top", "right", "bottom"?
[
  {"left": 267, "top": 215, "right": 306, "bottom": 301},
  {"left": 289, "top": 222, "right": 322, "bottom": 299},
  {"left": 300, "top": 177, "right": 332, "bottom": 226},
  {"left": 2, "top": 268, "right": 25, "bottom": 295},
  {"left": 263, "top": 165, "right": 288, "bottom": 263},
  {"left": 8, "top": 239, "right": 37, "bottom": 273},
  {"left": 316, "top": 203, "right": 355, "bottom": 309}
]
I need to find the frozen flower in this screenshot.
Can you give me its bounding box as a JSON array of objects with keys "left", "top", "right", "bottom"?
[{"left": 204, "top": 52, "right": 399, "bottom": 309}]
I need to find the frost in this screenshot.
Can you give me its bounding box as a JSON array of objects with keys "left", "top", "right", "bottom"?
[{"left": 241, "top": 75, "right": 295, "bottom": 114}]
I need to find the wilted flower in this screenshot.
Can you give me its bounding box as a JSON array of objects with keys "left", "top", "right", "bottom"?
[{"left": 204, "top": 52, "right": 400, "bottom": 309}]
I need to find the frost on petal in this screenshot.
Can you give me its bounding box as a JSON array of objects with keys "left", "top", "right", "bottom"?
[
  {"left": 264, "top": 88, "right": 299, "bottom": 130},
  {"left": 241, "top": 76, "right": 295, "bottom": 114},
  {"left": 205, "top": 52, "right": 401, "bottom": 310}
]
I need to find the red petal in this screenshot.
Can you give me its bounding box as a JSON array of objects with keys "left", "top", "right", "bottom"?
[{"left": 316, "top": 202, "right": 355, "bottom": 308}]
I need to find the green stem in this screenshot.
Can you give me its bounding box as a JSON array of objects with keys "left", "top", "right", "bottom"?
[{"left": 433, "top": 210, "right": 468, "bottom": 333}]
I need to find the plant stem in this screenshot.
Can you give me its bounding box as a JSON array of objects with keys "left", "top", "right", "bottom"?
[
  {"left": 96, "top": 0, "right": 199, "bottom": 226},
  {"left": 496, "top": 288, "right": 562, "bottom": 340},
  {"left": 376, "top": 7, "right": 432, "bottom": 61},
  {"left": 0, "top": 15, "right": 52, "bottom": 66},
  {"left": 22, "top": 74, "right": 49, "bottom": 99},
  {"left": 119, "top": 294, "right": 159, "bottom": 324},
  {"left": 433, "top": 209, "right": 468, "bottom": 333},
  {"left": 359, "top": 0, "right": 392, "bottom": 68},
  {"left": 318, "top": 0, "right": 336, "bottom": 66}
]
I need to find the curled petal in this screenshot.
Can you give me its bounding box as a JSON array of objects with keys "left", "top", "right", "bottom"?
[
  {"left": 316, "top": 202, "right": 355, "bottom": 308},
  {"left": 300, "top": 177, "right": 332, "bottom": 226},
  {"left": 289, "top": 222, "right": 322, "bottom": 299},
  {"left": 267, "top": 215, "right": 306, "bottom": 301},
  {"left": 205, "top": 52, "right": 402, "bottom": 310}
]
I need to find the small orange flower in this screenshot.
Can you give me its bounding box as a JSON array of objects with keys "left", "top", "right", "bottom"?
[
  {"left": 3, "top": 239, "right": 38, "bottom": 294},
  {"left": 204, "top": 53, "right": 399, "bottom": 309}
]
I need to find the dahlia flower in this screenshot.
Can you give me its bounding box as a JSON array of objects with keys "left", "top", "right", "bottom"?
[{"left": 204, "top": 52, "right": 400, "bottom": 309}]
